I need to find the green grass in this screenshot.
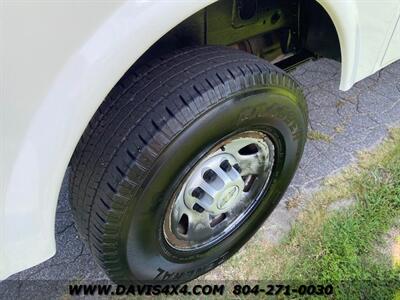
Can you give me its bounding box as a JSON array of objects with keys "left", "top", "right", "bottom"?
[
  {"left": 307, "top": 130, "right": 332, "bottom": 143},
  {"left": 215, "top": 129, "right": 400, "bottom": 299},
  {"left": 284, "top": 168, "right": 400, "bottom": 298}
]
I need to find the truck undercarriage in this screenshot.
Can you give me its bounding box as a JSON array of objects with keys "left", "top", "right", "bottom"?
[{"left": 140, "top": 0, "right": 341, "bottom": 70}]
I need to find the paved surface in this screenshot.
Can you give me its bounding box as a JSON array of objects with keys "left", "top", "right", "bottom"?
[{"left": 1, "top": 58, "right": 399, "bottom": 298}]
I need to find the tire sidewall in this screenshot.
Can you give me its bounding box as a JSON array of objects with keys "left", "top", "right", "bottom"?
[{"left": 119, "top": 87, "right": 306, "bottom": 283}]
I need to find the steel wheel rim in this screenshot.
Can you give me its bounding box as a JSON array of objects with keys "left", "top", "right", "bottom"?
[{"left": 162, "top": 130, "right": 275, "bottom": 251}]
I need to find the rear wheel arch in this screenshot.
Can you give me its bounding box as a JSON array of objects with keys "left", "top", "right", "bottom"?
[{"left": 128, "top": 0, "right": 354, "bottom": 90}]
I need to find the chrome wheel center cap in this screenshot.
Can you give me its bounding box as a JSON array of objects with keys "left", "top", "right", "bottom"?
[{"left": 217, "top": 185, "right": 240, "bottom": 209}]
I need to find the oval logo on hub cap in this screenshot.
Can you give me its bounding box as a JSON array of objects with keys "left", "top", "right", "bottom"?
[{"left": 217, "top": 186, "right": 240, "bottom": 209}]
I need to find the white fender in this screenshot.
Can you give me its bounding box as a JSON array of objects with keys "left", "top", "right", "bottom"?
[{"left": 1, "top": 0, "right": 399, "bottom": 279}]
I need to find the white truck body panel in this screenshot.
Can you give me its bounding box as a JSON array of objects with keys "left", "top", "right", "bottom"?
[{"left": 1, "top": 0, "right": 399, "bottom": 279}]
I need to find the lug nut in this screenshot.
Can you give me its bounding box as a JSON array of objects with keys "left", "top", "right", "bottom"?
[
  {"left": 191, "top": 187, "right": 204, "bottom": 199},
  {"left": 203, "top": 169, "right": 217, "bottom": 182},
  {"left": 233, "top": 163, "right": 242, "bottom": 173},
  {"left": 192, "top": 203, "right": 205, "bottom": 213},
  {"left": 220, "top": 159, "right": 231, "bottom": 171}
]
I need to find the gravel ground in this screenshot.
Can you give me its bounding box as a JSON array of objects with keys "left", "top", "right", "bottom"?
[{"left": 1, "top": 58, "right": 399, "bottom": 299}]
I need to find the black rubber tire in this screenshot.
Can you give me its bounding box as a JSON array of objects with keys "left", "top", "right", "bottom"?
[{"left": 70, "top": 46, "right": 308, "bottom": 284}]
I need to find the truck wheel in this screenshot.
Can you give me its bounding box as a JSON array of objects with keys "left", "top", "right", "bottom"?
[{"left": 70, "top": 46, "right": 307, "bottom": 284}]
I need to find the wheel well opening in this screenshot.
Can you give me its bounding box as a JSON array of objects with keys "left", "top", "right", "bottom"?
[{"left": 134, "top": 0, "right": 341, "bottom": 70}]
